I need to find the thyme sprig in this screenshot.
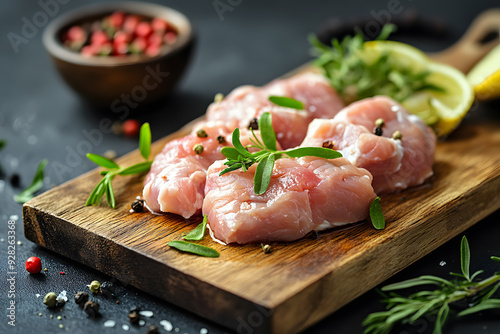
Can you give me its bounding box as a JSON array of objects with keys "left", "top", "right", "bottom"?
[
  {"left": 85, "top": 123, "right": 152, "bottom": 208},
  {"left": 310, "top": 24, "right": 444, "bottom": 105},
  {"left": 219, "top": 112, "right": 342, "bottom": 195},
  {"left": 363, "top": 236, "right": 500, "bottom": 334}
]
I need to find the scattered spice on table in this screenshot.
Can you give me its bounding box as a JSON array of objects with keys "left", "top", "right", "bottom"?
[
  {"left": 83, "top": 300, "right": 100, "bottom": 317},
  {"left": 43, "top": 292, "right": 57, "bottom": 308},
  {"left": 74, "top": 292, "right": 89, "bottom": 305},
  {"left": 88, "top": 280, "right": 101, "bottom": 294}
]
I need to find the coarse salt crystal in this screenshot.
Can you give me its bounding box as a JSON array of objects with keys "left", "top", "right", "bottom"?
[
  {"left": 439, "top": 261, "right": 446, "bottom": 267},
  {"left": 200, "top": 329, "right": 208, "bottom": 334},
  {"left": 138, "top": 320, "right": 145, "bottom": 326},
  {"left": 160, "top": 320, "right": 173, "bottom": 331},
  {"left": 9, "top": 215, "right": 19, "bottom": 221},
  {"left": 139, "top": 310, "right": 154, "bottom": 318},
  {"left": 122, "top": 324, "right": 130, "bottom": 331},
  {"left": 104, "top": 320, "right": 116, "bottom": 328}
]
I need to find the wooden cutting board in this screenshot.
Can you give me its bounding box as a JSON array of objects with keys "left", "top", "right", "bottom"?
[{"left": 23, "top": 10, "right": 500, "bottom": 334}]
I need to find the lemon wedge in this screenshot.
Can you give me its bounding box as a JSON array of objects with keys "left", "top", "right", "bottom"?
[
  {"left": 362, "top": 41, "right": 474, "bottom": 137},
  {"left": 467, "top": 43, "right": 500, "bottom": 101}
]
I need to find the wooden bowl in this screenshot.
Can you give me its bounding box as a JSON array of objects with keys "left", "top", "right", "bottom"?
[{"left": 43, "top": 2, "right": 194, "bottom": 106}]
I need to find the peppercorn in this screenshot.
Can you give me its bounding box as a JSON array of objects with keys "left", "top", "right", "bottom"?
[
  {"left": 146, "top": 324, "right": 159, "bottom": 334},
  {"left": 9, "top": 174, "right": 20, "bottom": 187},
  {"left": 214, "top": 93, "right": 224, "bottom": 103},
  {"left": 392, "top": 130, "right": 403, "bottom": 140},
  {"left": 216, "top": 135, "right": 226, "bottom": 144},
  {"left": 100, "top": 281, "right": 115, "bottom": 297},
  {"left": 43, "top": 292, "right": 58, "bottom": 308},
  {"left": 322, "top": 141, "right": 334, "bottom": 149},
  {"left": 193, "top": 144, "right": 204, "bottom": 155},
  {"left": 83, "top": 300, "right": 100, "bottom": 317},
  {"left": 74, "top": 292, "right": 89, "bottom": 305},
  {"left": 128, "top": 310, "right": 140, "bottom": 324},
  {"left": 89, "top": 280, "right": 101, "bottom": 294},
  {"left": 373, "top": 118, "right": 385, "bottom": 136},
  {"left": 261, "top": 244, "right": 272, "bottom": 254},
  {"left": 131, "top": 199, "right": 144, "bottom": 213},
  {"left": 25, "top": 256, "right": 42, "bottom": 274},
  {"left": 248, "top": 118, "right": 259, "bottom": 130},
  {"left": 196, "top": 129, "right": 208, "bottom": 138}
]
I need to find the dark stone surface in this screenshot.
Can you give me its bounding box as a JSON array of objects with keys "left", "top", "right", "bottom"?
[{"left": 1, "top": 0, "right": 499, "bottom": 333}]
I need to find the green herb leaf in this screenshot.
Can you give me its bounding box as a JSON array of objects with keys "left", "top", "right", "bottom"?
[
  {"left": 268, "top": 95, "right": 304, "bottom": 110},
  {"left": 369, "top": 197, "right": 385, "bottom": 230},
  {"left": 87, "top": 153, "right": 119, "bottom": 169},
  {"left": 14, "top": 159, "right": 47, "bottom": 203},
  {"left": 284, "top": 147, "right": 342, "bottom": 159},
  {"left": 183, "top": 215, "right": 208, "bottom": 241},
  {"left": 118, "top": 161, "right": 153, "bottom": 175},
  {"left": 461, "top": 235, "right": 471, "bottom": 282},
  {"left": 491, "top": 256, "right": 500, "bottom": 262},
  {"left": 221, "top": 146, "right": 241, "bottom": 160},
  {"left": 139, "top": 122, "right": 151, "bottom": 160},
  {"left": 0, "top": 140, "right": 6, "bottom": 151},
  {"left": 433, "top": 303, "right": 449, "bottom": 334},
  {"left": 167, "top": 240, "right": 219, "bottom": 258},
  {"left": 254, "top": 153, "right": 275, "bottom": 195},
  {"left": 231, "top": 128, "right": 252, "bottom": 157},
  {"left": 85, "top": 123, "right": 152, "bottom": 208},
  {"left": 310, "top": 24, "right": 443, "bottom": 110},
  {"left": 458, "top": 299, "right": 500, "bottom": 317},
  {"left": 258, "top": 112, "right": 278, "bottom": 151}
]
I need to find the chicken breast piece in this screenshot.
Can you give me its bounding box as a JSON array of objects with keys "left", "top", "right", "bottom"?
[
  {"left": 301, "top": 96, "right": 436, "bottom": 193},
  {"left": 203, "top": 157, "right": 376, "bottom": 244},
  {"left": 206, "top": 73, "right": 344, "bottom": 149}
]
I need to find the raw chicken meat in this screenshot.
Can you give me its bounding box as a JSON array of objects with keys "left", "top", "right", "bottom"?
[
  {"left": 143, "top": 122, "right": 274, "bottom": 218},
  {"left": 203, "top": 156, "right": 376, "bottom": 244},
  {"left": 301, "top": 96, "right": 436, "bottom": 193},
  {"left": 206, "top": 73, "right": 344, "bottom": 148}
]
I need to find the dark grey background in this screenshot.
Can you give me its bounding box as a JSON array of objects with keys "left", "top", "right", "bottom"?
[{"left": 1, "top": 0, "right": 500, "bottom": 333}]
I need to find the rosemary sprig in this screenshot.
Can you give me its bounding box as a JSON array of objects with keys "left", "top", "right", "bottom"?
[
  {"left": 85, "top": 123, "right": 152, "bottom": 208},
  {"left": 14, "top": 159, "right": 47, "bottom": 203},
  {"left": 310, "top": 24, "right": 444, "bottom": 105},
  {"left": 219, "top": 111, "right": 342, "bottom": 195},
  {"left": 363, "top": 236, "right": 500, "bottom": 334}
]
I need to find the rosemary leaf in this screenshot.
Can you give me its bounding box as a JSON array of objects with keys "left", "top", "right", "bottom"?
[
  {"left": 139, "top": 122, "right": 151, "bottom": 160},
  {"left": 254, "top": 153, "right": 275, "bottom": 195},
  {"left": 167, "top": 240, "right": 219, "bottom": 258},
  {"left": 183, "top": 215, "right": 208, "bottom": 241},
  {"left": 461, "top": 235, "right": 471, "bottom": 282},
  {"left": 86, "top": 153, "right": 119, "bottom": 169},
  {"left": 268, "top": 95, "right": 304, "bottom": 110},
  {"left": 14, "top": 159, "right": 47, "bottom": 203},
  {"left": 369, "top": 197, "right": 385, "bottom": 230}
]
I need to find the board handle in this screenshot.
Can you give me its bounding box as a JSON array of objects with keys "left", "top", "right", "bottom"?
[{"left": 429, "top": 9, "right": 500, "bottom": 73}]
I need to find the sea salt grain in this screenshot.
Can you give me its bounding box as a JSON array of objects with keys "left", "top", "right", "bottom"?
[
  {"left": 200, "top": 328, "right": 208, "bottom": 334},
  {"left": 122, "top": 324, "right": 130, "bottom": 331},
  {"left": 139, "top": 310, "right": 154, "bottom": 318},
  {"left": 9, "top": 215, "right": 19, "bottom": 221},
  {"left": 104, "top": 320, "right": 116, "bottom": 328},
  {"left": 138, "top": 320, "right": 146, "bottom": 326},
  {"left": 439, "top": 261, "right": 446, "bottom": 267},
  {"left": 160, "top": 320, "right": 173, "bottom": 331}
]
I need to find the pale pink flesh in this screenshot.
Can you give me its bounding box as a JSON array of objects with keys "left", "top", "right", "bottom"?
[
  {"left": 203, "top": 157, "right": 375, "bottom": 244},
  {"left": 206, "top": 73, "right": 344, "bottom": 149},
  {"left": 143, "top": 122, "right": 275, "bottom": 218},
  {"left": 302, "top": 96, "right": 436, "bottom": 193}
]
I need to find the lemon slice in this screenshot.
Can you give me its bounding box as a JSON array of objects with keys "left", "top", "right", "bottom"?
[
  {"left": 467, "top": 44, "right": 500, "bottom": 101},
  {"left": 362, "top": 41, "right": 474, "bottom": 137}
]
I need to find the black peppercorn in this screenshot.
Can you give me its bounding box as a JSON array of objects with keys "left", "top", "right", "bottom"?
[
  {"left": 373, "top": 126, "right": 383, "bottom": 136},
  {"left": 128, "top": 310, "right": 140, "bottom": 324},
  {"left": 196, "top": 129, "right": 208, "bottom": 138},
  {"left": 146, "top": 324, "right": 159, "bottom": 334},
  {"left": 83, "top": 300, "right": 100, "bottom": 317},
  {"left": 216, "top": 135, "right": 226, "bottom": 144},
  {"left": 248, "top": 118, "right": 258, "bottom": 130},
  {"left": 322, "top": 140, "right": 334, "bottom": 149},
  {"left": 75, "top": 292, "right": 89, "bottom": 305},
  {"left": 9, "top": 174, "right": 20, "bottom": 187},
  {"left": 100, "top": 281, "right": 115, "bottom": 297},
  {"left": 131, "top": 199, "right": 144, "bottom": 213}
]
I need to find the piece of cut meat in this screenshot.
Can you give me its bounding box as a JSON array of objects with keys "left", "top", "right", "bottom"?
[
  {"left": 143, "top": 121, "right": 275, "bottom": 218},
  {"left": 301, "top": 96, "right": 436, "bottom": 193},
  {"left": 203, "top": 156, "right": 376, "bottom": 244},
  {"left": 206, "top": 73, "right": 344, "bottom": 149}
]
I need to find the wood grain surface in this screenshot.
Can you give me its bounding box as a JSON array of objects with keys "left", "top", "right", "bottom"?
[{"left": 23, "top": 88, "right": 500, "bottom": 333}]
